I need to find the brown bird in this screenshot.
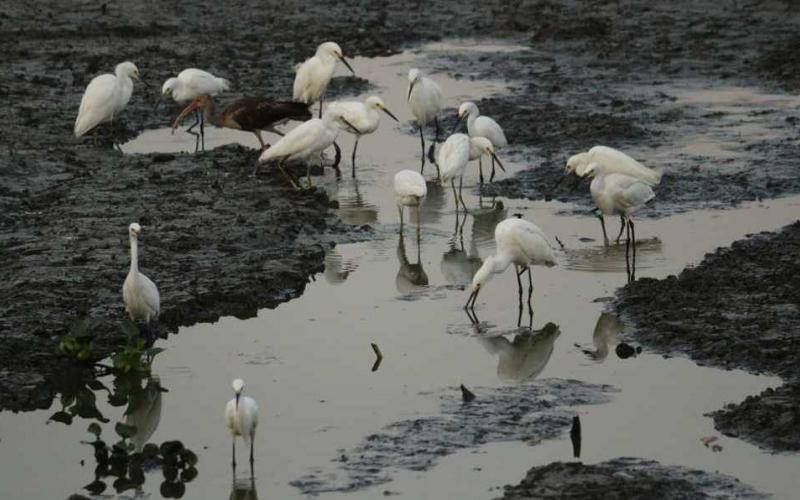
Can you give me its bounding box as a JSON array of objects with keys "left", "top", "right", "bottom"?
[{"left": 172, "top": 95, "right": 312, "bottom": 150}]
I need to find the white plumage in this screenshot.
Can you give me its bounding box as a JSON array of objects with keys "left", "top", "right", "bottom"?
[
  {"left": 566, "top": 145, "right": 662, "bottom": 185},
  {"left": 407, "top": 68, "right": 443, "bottom": 126},
  {"left": 438, "top": 133, "right": 472, "bottom": 183},
  {"left": 74, "top": 61, "right": 141, "bottom": 137},
  {"left": 327, "top": 96, "right": 399, "bottom": 175},
  {"left": 466, "top": 217, "right": 557, "bottom": 309},
  {"left": 122, "top": 223, "right": 160, "bottom": 324},
  {"left": 293, "top": 41, "right": 354, "bottom": 116},
  {"left": 458, "top": 101, "right": 507, "bottom": 147},
  {"left": 225, "top": 379, "right": 259, "bottom": 470},
  {"left": 394, "top": 169, "right": 427, "bottom": 228},
  {"left": 161, "top": 68, "right": 230, "bottom": 103}
]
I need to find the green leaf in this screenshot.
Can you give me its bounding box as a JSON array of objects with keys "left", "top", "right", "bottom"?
[
  {"left": 87, "top": 422, "right": 102, "bottom": 438},
  {"left": 49, "top": 411, "right": 73, "bottom": 425},
  {"left": 115, "top": 422, "right": 137, "bottom": 439},
  {"left": 144, "top": 347, "right": 165, "bottom": 357}
]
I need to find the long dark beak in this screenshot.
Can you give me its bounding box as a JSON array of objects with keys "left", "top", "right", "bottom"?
[
  {"left": 465, "top": 287, "right": 480, "bottom": 310},
  {"left": 381, "top": 106, "right": 400, "bottom": 123},
  {"left": 491, "top": 152, "right": 506, "bottom": 172},
  {"left": 338, "top": 55, "right": 356, "bottom": 75},
  {"left": 340, "top": 117, "right": 361, "bottom": 135},
  {"left": 235, "top": 394, "right": 240, "bottom": 411},
  {"left": 450, "top": 113, "right": 466, "bottom": 135},
  {"left": 407, "top": 80, "right": 416, "bottom": 101}
]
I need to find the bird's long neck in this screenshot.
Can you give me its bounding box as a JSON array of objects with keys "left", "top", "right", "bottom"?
[
  {"left": 492, "top": 251, "right": 514, "bottom": 273},
  {"left": 129, "top": 234, "right": 139, "bottom": 275},
  {"left": 201, "top": 98, "right": 224, "bottom": 127},
  {"left": 467, "top": 112, "right": 478, "bottom": 130}
]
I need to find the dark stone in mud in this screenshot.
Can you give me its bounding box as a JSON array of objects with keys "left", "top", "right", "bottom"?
[
  {"left": 615, "top": 221, "right": 800, "bottom": 451},
  {"left": 290, "top": 379, "right": 616, "bottom": 495},
  {"left": 497, "top": 458, "right": 766, "bottom": 500}
]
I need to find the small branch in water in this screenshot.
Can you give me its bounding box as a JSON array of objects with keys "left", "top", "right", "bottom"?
[
  {"left": 555, "top": 236, "right": 565, "bottom": 249},
  {"left": 460, "top": 384, "right": 476, "bottom": 403},
  {"left": 370, "top": 343, "right": 383, "bottom": 372}
]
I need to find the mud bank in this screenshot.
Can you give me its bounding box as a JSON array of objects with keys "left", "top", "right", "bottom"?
[
  {"left": 291, "top": 379, "right": 616, "bottom": 495},
  {"left": 497, "top": 458, "right": 766, "bottom": 499},
  {"left": 615, "top": 222, "right": 800, "bottom": 451}
]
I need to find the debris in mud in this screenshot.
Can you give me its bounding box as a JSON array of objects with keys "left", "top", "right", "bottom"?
[
  {"left": 496, "top": 458, "right": 766, "bottom": 499},
  {"left": 615, "top": 221, "right": 800, "bottom": 451},
  {"left": 290, "top": 379, "right": 616, "bottom": 495}
]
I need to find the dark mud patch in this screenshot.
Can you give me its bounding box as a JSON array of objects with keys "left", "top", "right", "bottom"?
[
  {"left": 290, "top": 378, "right": 616, "bottom": 495},
  {"left": 614, "top": 221, "right": 800, "bottom": 451},
  {"left": 497, "top": 457, "right": 766, "bottom": 499},
  {"left": 0, "top": 144, "right": 370, "bottom": 412}
]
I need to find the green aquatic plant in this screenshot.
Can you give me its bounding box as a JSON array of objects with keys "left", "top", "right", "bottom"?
[{"left": 57, "top": 318, "right": 98, "bottom": 362}]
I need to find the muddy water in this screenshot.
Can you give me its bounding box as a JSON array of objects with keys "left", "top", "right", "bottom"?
[{"left": 2, "top": 41, "right": 800, "bottom": 499}]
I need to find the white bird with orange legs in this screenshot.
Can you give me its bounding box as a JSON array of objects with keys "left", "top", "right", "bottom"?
[
  {"left": 465, "top": 217, "right": 557, "bottom": 311},
  {"left": 225, "top": 378, "right": 259, "bottom": 474}
]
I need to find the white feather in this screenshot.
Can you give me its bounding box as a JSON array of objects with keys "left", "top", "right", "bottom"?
[
  {"left": 122, "top": 223, "right": 160, "bottom": 324},
  {"left": 162, "top": 68, "right": 230, "bottom": 103},
  {"left": 407, "top": 69, "right": 443, "bottom": 126},
  {"left": 394, "top": 169, "right": 427, "bottom": 207},
  {"left": 74, "top": 62, "right": 138, "bottom": 137}
]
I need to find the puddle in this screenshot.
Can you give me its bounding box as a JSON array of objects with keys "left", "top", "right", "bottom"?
[{"left": 3, "top": 41, "right": 800, "bottom": 500}]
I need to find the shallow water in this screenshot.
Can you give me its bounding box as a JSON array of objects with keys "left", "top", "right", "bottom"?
[{"left": 3, "top": 41, "right": 800, "bottom": 499}]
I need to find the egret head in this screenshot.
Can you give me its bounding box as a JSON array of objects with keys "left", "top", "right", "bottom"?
[
  {"left": 128, "top": 222, "right": 142, "bottom": 238},
  {"left": 161, "top": 77, "right": 178, "bottom": 97},
  {"left": 232, "top": 378, "right": 245, "bottom": 395},
  {"left": 366, "top": 96, "right": 399, "bottom": 122},
  {"left": 318, "top": 41, "right": 355, "bottom": 75},
  {"left": 583, "top": 162, "right": 604, "bottom": 178},
  {"left": 565, "top": 152, "right": 590, "bottom": 176},
  {"left": 116, "top": 61, "right": 141, "bottom": 80},
  {"left": 408, "top": 68, "right": 421, "bottom": 83},
  {"left": 465, "top": 256, "right": 500, "bottom": 309},
  {"left": 457, "top": 101, "right": 478, "bottom": 119},
  {"left": 470, "top": 137, "right": 507, "bottom": 173}
]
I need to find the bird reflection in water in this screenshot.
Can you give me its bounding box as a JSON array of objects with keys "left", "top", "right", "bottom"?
[
  {"left": 582, "top": 312, "right": 624, "bottom": 362},
  {"left": 441, "top": 232, "right": 482, "bottom": 288},
  {"left": 328, "top": 177, "right": 378, "bottom": 226},
  {"left": 125, "top": 374, "right": 164, "bottom": 452},
  {"left": 479, "top": 323, "right": 561, "bottom": 383},
  {"left": 323, "top": 248, "right": 358, "bottom": 285},
  {"left": 230, "top": 475, "right": 259, "bottom": 500},
  {"left": 396, "top": 230, "right": 428, "bottom": 292},
  {"left": 418, "top": 180, "right": 447, "bottom": 226}
]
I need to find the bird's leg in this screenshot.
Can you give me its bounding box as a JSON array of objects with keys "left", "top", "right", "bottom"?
[
  {"left": 249, "top": 435, "right": 254, "bottom": 470},
  {"left": 479, "top": 156, "right": 484, "bottom": 185},
  {"left": 630, "top": 218, "right": 637, "bottom": 263},
  {"left": 451, "top": 179, "right": 459, "bottom": 213},
  {"left": 398, "top": 205, "right": 404, "bottom": 232},
  {"left": 199, "top": 110, "right": 205, "bottom": 151},
  {"left": 615, "top": 215, "right": 625, "bottom": 244},
  {"left": 254, "top": 131, "right": 265, "bottom": 150},
  {"left": 318, "top": 95, "right": 324, "bottom": 119},
  {"left": 306, "top": 162, "right": 313, "bottom": 190},
  {"left": 458, "top": 176, "right": 468, "bottom": 212},
  {"left": 332, "top": 141, "right": 342, "bottom": 177},
  {"left": 186, "top": 110, "right": 200, "bottom": 134},
  {"left": 526, "top": 267, "right": 534, "bottom": 318},
  {"left": 277, "top": 160, "right": 301, "bottom": 191},
  {"left": 490, "top": 156, "right": 497, "bottom": 183},
  {"left": 419, "top": 126, "right": 426, "bottom": 173},
  {"left": 597, "top": 213, "right": 609, "bottom": 246},
  {"left": 351, "top": 136, "right": 359, "bottom": 178},
  {"left": 434, "top": 117, "right": 441, "bottom": 143},
  {"left": 515, "top": 265, "right": 524, "bottom": 311},
  {"left": 232, "top": 438, "right": 236, "bottom": 470}
]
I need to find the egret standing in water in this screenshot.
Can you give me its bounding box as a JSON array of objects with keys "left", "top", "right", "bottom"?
[
  {"left": 465, "top": 217, "right": 557, "bottom": 311},
  {"left": 455, "top": 101, "right": 508, "bottom": 183},
  {"left": 407, "top": 68, "right": 443, "bottom": 173},
  {"left": 393, "top": 169, "right": 427, "bottom": 232},
  {"left": 327, "top": 96, "right": 400, "bottom": 176},
  {"left": 257, "top": 111, "right": 360, "bottom": 189},
  {"left": 161, "top": 68, "right": 231, "bottom": 148},
  {"left": 74, "top": 61, "right": 145, "bottom": 139},
  {"left": 293, "top": 42, "right": 356, "bottom": 118},
  {"left": 123, "top": 223, "right": 160, "bottom": 325},
  {"left": 440, "top": 134, "right": 506, "bottom": 213},
  {"left": 225, "top": 379, "right": 259, "bottom": 473},
  {"left": 583, "top": 162, "right": 655, "bottom": 256}
]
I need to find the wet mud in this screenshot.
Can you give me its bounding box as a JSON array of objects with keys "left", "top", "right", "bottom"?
[
  {"left": 290, "top": 378, "right": 616, "bottom": 495},
  {"left": 615, "top": 222, "right": 800, "bottom": 451},
  {"left": 497, "top": 457, "right": 766, "bottom": 500}
]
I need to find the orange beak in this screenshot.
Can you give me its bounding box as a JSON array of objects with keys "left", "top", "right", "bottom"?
[{"left": 171, "top": 97, "right": 202, "bottom": 132}]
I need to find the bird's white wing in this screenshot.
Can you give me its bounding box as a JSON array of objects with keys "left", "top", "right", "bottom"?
[
  {"left": 394, "top": 170, "right": 427, "bottom": 198},
  {"left": 438, "top": 135, "right": 470, "bottom": 180},
  {"left": 224, "top": 398, "right": 237, "bottom": 433},
  {"left": 474, "top": 116, "right": 507, "bottom": 147},
  {"left": 139, "top": 272, "right": 160, "bottom": 318},
  {"left": 259, "top": 119, "right": 322, "bottom": 161},
  {"left": 589, "top": 146, "right": 661, "bottom": 185},
  {"left": 409, "top": 78, "right": 443, "bottom": 124},
  {"left": 74, "top": 74, "right": 117, "bottom": 136},
  {"left": 293, "top": 57, "right": 327, "bottom": 103},
  {"left": 239, "top": 396, "right": 259, "bottom": 441},
  {"left": 498, "top": 219, "right": 557, "bottom": 266},
  {"left": 608, "top": 174, "right": 655, "bottom": 211},
  {"left": 180, "top": 68, "right": 231, "bottom": 95}
]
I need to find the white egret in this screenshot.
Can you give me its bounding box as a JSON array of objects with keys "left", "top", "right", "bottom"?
[
  {"left": 122, "top": 223, "right": 160, "bottom": 325},
  {"left": 407, "top": 68, "right": 443, "bottom": 173},
  {"left": 225, "top": 379, "right": 259, "bottom": 470},
  {"left": 440, "top": 134, "right": 505, "bottom": 212},
  {"left": 393, "top": 169, "right": 427, "bottom": 230},
  {"left": 327, "top": 96, "right": 400, "bottom": 176},
  {"left": 161, "top": 68, "right": 231, "bottom": 147},
  {"left": 293, "top": 41, "right": 355, "bottom": 118},
  {"left": 584, "top": 162, "right": 655, "bottom": 256},
  {"left": 256, "top": 111, "right": 359, "bottom": 189},
  {"left": 456, "top": 101, "right": 508, "bottom": 183},
  {"left": 74, "top": 61, "right": 144, "bottom": 138},
  {"left": 465, "top": 217, "right": 557, "bottom": 311}
]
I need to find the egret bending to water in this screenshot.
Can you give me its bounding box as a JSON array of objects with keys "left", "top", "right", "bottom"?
[
  {"left": 225, "top": 379, "right": 259, "bottom": 471},
  {"left": 75, "top": 61, "right": 143, "bottom": 138},
  {"left": 456, "top": 102, "right": 508, "bottom": 183},
  {"left": 440, "top": 134, "right": 506, "bottom": 212},
  {"left": 293, "top": 42, "right": 355, "bottom": 118},
  {"left": 327, "top": 96, "right": 400, "bottom": 176},
  {"left": 123, "top": 223, "right": 160, "bottom": 324},
  {"left": 393, "top": 169, "right": 427, "bottom": 230},
  {"left": 407, "top": 68, "right": 443, "bottom": 173},
  {"left": 584, "top": 162, "right": 655, "bottom": 256},
  {"left": 173, "top": 94, "right": 311, "bottom": 150},
  {"left": 257, "top": 111, "right": 359, "bottom": 189},
  {"left": 566, "top": 145, "right": 661, "bottom": 184},
  {"left": 465, "top": 217, "right": 557, "bottom": 311},
  {"left": 161, "top": 68, "right": 231, "bottom": 147}
]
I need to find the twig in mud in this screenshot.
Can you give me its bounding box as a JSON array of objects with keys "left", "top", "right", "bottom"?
[{"left": 370, "top": 342, "right": 383, "bottom": 372}]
